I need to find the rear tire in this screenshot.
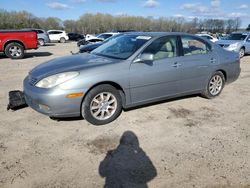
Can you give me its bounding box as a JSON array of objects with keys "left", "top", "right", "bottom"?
[
  {"left": 81, "top": 84, "right": 122, "bottom": 125},
  {"left": 60, "top": 37, "right": 66, "bottom": 43},
  {"left": 202, "top": 71, "right": 225, "bottom": 99},
  {"left": 4, "top": 43, "right": 24, "bottom": 59}
]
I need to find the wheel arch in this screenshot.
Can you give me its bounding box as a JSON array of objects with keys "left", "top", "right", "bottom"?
[
  {"left": 82, "top": 81, "right": 126, "bottom": 108},
  {"left": 4, "top": 40, "right": 25, "bottom": 50},
  {"left": 216, "top": 69, "right": 227, "bottom": 81}
]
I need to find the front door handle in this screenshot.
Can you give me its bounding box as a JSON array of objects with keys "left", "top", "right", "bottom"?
[{"left": 172, "top": 62, "right": 182, "bottom": 68}]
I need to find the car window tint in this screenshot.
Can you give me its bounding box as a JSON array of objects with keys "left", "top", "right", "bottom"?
[
  {"left": 98, "top": 34, "right": 112, "bottom": 40},
  {"left": 181, "top": 36, "right": 210, "bottom": 56},
  {"left": 143, "top": 36, "right": 177, "bottom": 60},
  {"left": 37, "top": 30, "right": 44, "bottom": 34},
  {"left": 91, "top": 35, "right": 150, "bottom": 60}
]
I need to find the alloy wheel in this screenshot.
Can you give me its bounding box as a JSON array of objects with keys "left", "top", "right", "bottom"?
[
  {"left": 209, "top": 75, "right": 223, "bottom": 96},
  {"left": 90, "top": 92, "right": 117, "bottom": 120},
  {"left": 9, "top": 46, "right": 22, "bottom": 57}
]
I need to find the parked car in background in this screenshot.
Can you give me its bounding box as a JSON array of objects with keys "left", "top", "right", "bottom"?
[
  {"left": 0, "top": 30, "right": 38, "bottom": 59},
  {"left": 32, "top": 29, "right": 50, "bottom": 46},
  {"left": 68, "top": 32, "right": 85, "bottom": 41},
  {"left": 77, "top": 32, "right": 119, "bottom": 47},
  {"left": 24, "top": 32, "right": 240, "bottom": 125},
  {"left": 196, "top": 34, "right": 218, "bottom": 43},
  {"left": 216, "top": 32, "right": 250, "bottom": 58},
  {"left": 79, "top": 34, "right": 123, "bottom": 53},
  {"left": 79, "top": 42, "right": 103, "bottom": 53},
  {"left": 96, "top": 32, "right": 117, "bottom": 40},
  {"left": 47, "top": 30, "right": 69, "bottom": 43}
]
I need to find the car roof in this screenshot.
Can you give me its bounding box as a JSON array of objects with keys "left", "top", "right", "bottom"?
[
  {"left": 232, "top": 32, "right": 250, "bottom": 35},
  {"left": 98, "top": 32, "right": 119, "bottom": 35},
  {"left": 47, "top": 30, "right": 65, "bottom": 32},
  {"left": 122, "top": 32, "right": 196, "bottom": 37},
  {"left": 196, "top": 33, "right": 212, "bottom": 36}
]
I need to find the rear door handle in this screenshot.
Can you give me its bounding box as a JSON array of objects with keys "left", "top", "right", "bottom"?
[
  {"left": 172, "top": 62, "right": 182, "bottom": 68},
  {"left": 210, "top": 58, "right": 216, "bottom": 63}
]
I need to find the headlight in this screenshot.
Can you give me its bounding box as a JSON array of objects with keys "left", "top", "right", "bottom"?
[
  {"left": 36, "top": 72, "right": 79, "bottom": 88},
  {"left": 229, "top": 42, "right": 240, "bottom": 49}
]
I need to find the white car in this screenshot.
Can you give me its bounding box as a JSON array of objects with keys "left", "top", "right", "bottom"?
[
  {"left": 196, "top": 34, "right": 218, "bottom": 43},
  {"left": 85, "top": 32, "right": 118, "bottom": 42},
  {"left": 47, "top": 30, "right": 69, "bottom": 43},
  {"left": 96, "top": 32, "right": 119, "bottom": 40}
]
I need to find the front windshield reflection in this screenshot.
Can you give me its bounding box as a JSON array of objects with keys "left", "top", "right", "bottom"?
[{"left": 91, "top": 35, "right": 151, "bottom": 60}]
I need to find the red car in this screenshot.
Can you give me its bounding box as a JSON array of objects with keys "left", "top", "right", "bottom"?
[{"left": 0, "top": 30, "right": 38, "bottom": 59}]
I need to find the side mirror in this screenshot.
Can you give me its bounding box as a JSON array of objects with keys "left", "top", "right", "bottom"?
[{"left": 134, "top": 53, "right": 154, "bottom": 63}]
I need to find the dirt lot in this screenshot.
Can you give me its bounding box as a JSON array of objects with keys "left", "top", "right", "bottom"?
[{"left": 0, "top": 42, "right": 250, "bottom": 188}]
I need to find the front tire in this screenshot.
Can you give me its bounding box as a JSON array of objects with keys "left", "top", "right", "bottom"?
[
  {"left": 202, "top": 71, "right": 225, "bottom": 99},
  {"left": 239, "top": 48, "right": 245, "bottom": 58},
  {"left": 4, "top": 43, "right": 24, "bottom": 59},
  {"left": 82, "top": 84, "right": 122, "bottom": 125}
]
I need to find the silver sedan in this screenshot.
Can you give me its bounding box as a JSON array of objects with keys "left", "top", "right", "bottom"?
[{"left": 24, "top": 32, "right": 241, "bottom": 125}]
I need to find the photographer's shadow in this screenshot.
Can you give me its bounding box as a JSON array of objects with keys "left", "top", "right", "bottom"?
[{"left": 99, "top": 131, "right": 157, "bottom": 188}]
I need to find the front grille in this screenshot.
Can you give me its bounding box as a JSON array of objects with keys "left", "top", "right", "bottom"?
[{"left": 28, "top": 75, "right": 38, "bottom": 86}]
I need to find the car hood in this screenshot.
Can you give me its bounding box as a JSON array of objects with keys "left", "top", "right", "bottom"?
[
  {"left": 216, "top": 40, "right": 242, "bottom": 45},
  {"left": 30, "top": 53, "right": 119, "bottom": 79}
]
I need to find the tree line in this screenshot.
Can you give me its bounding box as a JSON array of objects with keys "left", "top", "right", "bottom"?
[{"left": 0, "top": 9, "right": 247, "bottom": 34}]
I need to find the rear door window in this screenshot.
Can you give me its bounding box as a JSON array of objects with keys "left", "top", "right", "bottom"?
[
  {"left": 35, "top": 30, "right": 43, "bottom": 34},
  {"left": 55, "top": 31, "right": 62, "bottom": 34},
  {"left": 181, "top": 36, "right": 211, "bottom": 56}
]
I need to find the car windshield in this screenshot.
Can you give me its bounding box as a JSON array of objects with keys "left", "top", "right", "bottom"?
[
  {"left": 91, "top": 35, "right": 151, "bottom": 59},
  {"left": 225, "top": 33, "right": 247, "bottom": 40},
  {"left": 97, "top": 34, "right": 113, "bottom": 40}
]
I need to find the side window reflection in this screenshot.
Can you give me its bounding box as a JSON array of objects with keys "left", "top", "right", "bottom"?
[
  {"left": 143, "top": 36, "right": 178, "bottom": 60},
  {"left": 181, "top": 36, "right": 210, "bottom": 56}
]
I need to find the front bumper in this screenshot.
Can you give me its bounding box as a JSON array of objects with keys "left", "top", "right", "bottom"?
[
  {"left": 223, "top": 46, "right": 241, "bottom": 53},
  {"left": 23, "top": 76, "right": 86, "bottom": 118}
]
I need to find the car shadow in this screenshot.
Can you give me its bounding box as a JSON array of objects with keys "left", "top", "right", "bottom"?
[
  {"left": 99, "top": 131, "right": 157, "bottom": 188},
  {"left": 40, "top": 43, "right": 56, "bottom": 46},
  {"left": 50, "top": 94, "right": 201, "bottom": 122},
  {"left": 0, "top": 53, "right": 7, "bottom": 59},
  {"left": 0, "top": 52, "right": 53, "bottom": 59},
  {"left": 24, "top": 52, "right": 53, "bottom": 58},
  {"left": 50, "top": 116, "right": 83, "bottom": 122}
]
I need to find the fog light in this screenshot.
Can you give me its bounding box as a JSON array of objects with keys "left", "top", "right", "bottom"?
[{"left": 39, "top": 104, "right": 50, "bottom": 111}]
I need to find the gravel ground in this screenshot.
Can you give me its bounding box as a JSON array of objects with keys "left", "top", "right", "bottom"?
[{"left": 0, "top": 42, "right": 250, "bottom": 188}]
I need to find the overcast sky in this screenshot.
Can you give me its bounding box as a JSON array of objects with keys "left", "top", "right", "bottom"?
[{"left": 1, "top": 0, "right": 250, "bottom": 27}]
